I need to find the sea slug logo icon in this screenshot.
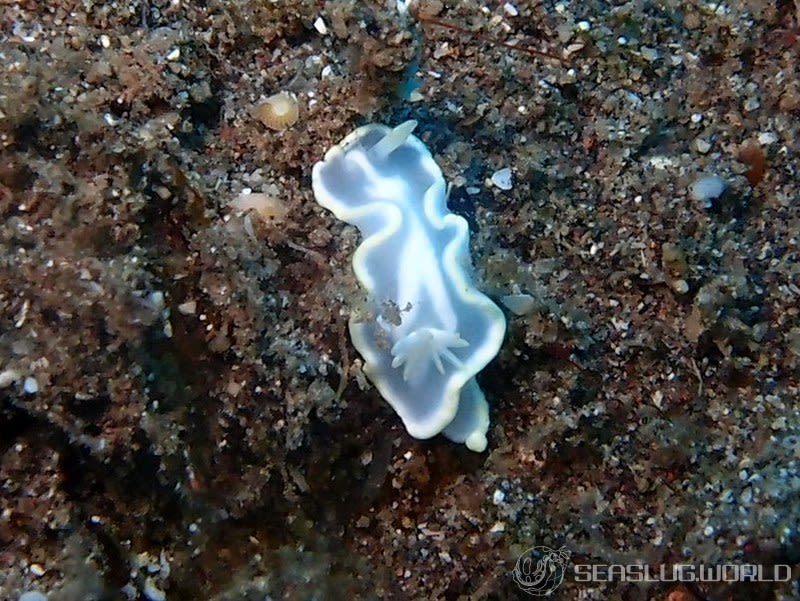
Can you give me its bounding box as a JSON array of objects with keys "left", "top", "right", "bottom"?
[{"left": 513, "top": 545, "right": 570, "bottom": 596}]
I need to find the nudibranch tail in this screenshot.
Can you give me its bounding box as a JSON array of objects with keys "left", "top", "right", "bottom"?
[{"left": 369, "top": 120, "right": 418, "bottom": 160}]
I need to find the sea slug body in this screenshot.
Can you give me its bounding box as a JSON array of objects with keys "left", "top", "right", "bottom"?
[{"left": 311, "top": 121, "right": 506, "bottom": 452}]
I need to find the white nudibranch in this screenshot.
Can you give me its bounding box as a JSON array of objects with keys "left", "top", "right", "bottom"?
[{"left": 311, "top": 121, "right": 506, "bottom": 452}]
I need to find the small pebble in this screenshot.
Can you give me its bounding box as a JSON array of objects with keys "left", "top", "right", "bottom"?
[
  {"left": 671, "top": 279, "right": 689, "bottom": 294},
  {"left": 694, "top": 138, "right": 711, "bottom": 154},
  {"left": 177, "top": 301, "right": 197, "bottom": 315},
  {"left": 19, "top": 593, "right": 47, "bottom": 601},
  {"left": 758, "top": 131, "right": 778, "bottom": 145},
  {"left": 143, "top": 578, "right": 166, "bottom": 601},
  {"left": 743, "top": 97, "right": 760, "bottom": 112},
  {"left": 640, "top": 46, "right": 659, "bottom": 62},
  {"left": 23, "top": 376, "right": 39, "bottom": 394},
  {"left": 489, "top": 521, "right": 506, "bottom": 533}
]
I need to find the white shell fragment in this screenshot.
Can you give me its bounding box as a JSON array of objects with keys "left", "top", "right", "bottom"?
[
  {"left": 312, "top": 122, "right": 507, "bottom": 451},
  {"left": 689, "top": 174, "right": 727, "bottom": 204},
  {"left": 230, "top": 191, "right": 288, "bottom": 223},
  {"left": 500, "top": 293, "right": 537, "bottom": 316},
  {"left": 491, "top": 167, "right": 513, "bottom": 190},
  {"left": 313, "top": 17, "right": 328, "bottom": 35}
]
